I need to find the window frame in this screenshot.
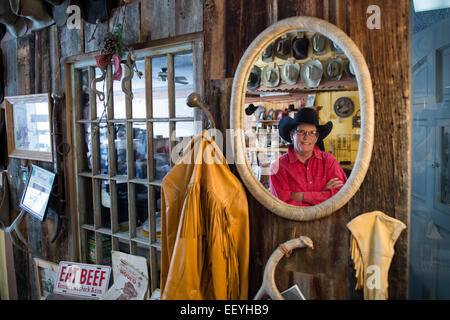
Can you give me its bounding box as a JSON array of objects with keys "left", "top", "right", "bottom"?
[{"left": 65, "top": 37, "right": 203, "bottom": 295}]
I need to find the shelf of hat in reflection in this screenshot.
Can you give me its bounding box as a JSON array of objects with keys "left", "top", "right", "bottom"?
[{"left": 246, "top": 32, "right": 357, "bottom": 93}]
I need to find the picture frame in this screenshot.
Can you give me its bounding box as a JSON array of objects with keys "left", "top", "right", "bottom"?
[
  {"left": 33, "top": 257, "right": 59, "bottom": 300},
  {"left": 5, "top": 93, "right": 53, "bottom": 162}
]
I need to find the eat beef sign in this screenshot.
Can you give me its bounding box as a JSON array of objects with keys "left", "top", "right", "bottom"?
[{"left": 54, "top": 261, "right": 111, "bottom": 299}]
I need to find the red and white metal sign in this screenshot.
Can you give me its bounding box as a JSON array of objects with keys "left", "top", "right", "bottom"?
[{"left": 54, "top": 261, "right": 111, "bottom": 299}]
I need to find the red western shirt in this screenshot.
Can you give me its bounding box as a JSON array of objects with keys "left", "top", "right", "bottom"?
[{"left": 269, "top": 145, "right": 348, "bottom": 206}]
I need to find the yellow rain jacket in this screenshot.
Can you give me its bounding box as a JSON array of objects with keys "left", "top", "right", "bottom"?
[
  {"left": 347, "top": 211, "right": 406, "bottom": 300},
  {"left": 160, "top": 131, "right": 249, "bottom": 300}
]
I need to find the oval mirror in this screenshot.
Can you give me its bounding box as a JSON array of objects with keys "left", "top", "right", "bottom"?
[{"left": 230, "top": 16, "right": 374, "bottom": 221}]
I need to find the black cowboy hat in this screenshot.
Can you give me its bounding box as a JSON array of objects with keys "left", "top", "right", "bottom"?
[
  {"left": 245, "top": 103, "right": 258, "bottom": 115},
  {"left": 292, "top": 34, "right": 309, "bottom": 60},
  {"left": 247, "top": 66, "right": 261, "bottom": 90},
  {"left": 278, "top": 107, "right": 332, "bottom": 143}
]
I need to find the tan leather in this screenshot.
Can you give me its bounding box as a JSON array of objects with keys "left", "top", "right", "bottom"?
[
  {"left": 160, "top": 131, "right": 249, "bottom": 300},
  {"left": 347, "top": 211, "right": 406, "bottom": 300}
]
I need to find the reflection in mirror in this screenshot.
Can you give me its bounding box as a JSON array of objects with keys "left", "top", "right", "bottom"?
[{"left": 244, "top": 30, "right": 360, "bottom": 207}]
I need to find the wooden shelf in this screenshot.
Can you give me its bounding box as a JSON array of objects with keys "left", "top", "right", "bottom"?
[{"left": 247, "top": 75, "right": 358, "bottom": 94}]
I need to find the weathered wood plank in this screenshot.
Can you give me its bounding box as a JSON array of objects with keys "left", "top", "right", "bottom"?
[
  {"left": 203, "top": 0, "right": 226, "bottom": 80},
  {"left": 225, "top": 0, "right": 269, "bottom": 77},
  {"left": 17, "top": 35, "right": 35, "bottom": 95},
  {"left": 346, "top": 0, "right": 410, "bottom": 299},
  {"left": 34, "top": 29, "right": 51, "bottom": 93},
  {"left": 175, "top": 0, "right": 203, "bottom": 35},
  {"left": 139, "top": 0, "right": 152, "bottom": 42},
  {"left": 109, "top": 2, "right": 140, "bottom": 47},
  {"left": 60, "top": 25, "right": 82, "bottom": 58},
  {"left": 3, "top": 39, "right": 18, "bottom": 97},
  {"left": 151, "top": 0, "right": 175, "bottom": 40}
]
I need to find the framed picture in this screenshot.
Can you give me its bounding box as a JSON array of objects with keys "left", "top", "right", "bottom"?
[
  {"left": 33, "top": 257, "right": 59, "bottom": 300},
  {"left": 20, "top": 164, "right": 56, "bottom": 221},
  {"left": 5, "top": 93, "right": 53, "bottom": 162}
]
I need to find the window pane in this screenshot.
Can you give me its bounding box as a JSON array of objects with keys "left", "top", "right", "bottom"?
[
  {"left": 172, "top": 121, "right": 194, "bottom": 163},
  {"left": 80, "top": 123, "right": 91, "bottom": 172},
  {"left": 95, "top": 68, "right": 107, "bottom": 119},
  {"left": 132, "top": 59, "right": 147, "bottom": 119},
  {"left": 174, "top": 53, "right": 194, "bottom": 117},
  {"left": 134, "top": 122, "right": 147, "bottom": 179},
  {"left": 152, "top": 56, "right": 169, "bottom": 118},
  {"left": 79, "top": 177, "right": 93, "bottom": 225},
  {"left": 78, "top": 68, "right": 90, "bottom": 120},
  {"left": 135, "top": 183, "right": 149, "bottom": 241},
  {"left": 113, "top": 64, "right": 126, "bottom": 119},
  {"left": 87, "top": 231, "right": 112, "bottom": 265},
  {"left": 99, "top": 125, "right": 108, "bottom": 174},
  {"left": 153, "top": 122, "right": 170, "bottom": 180},
  {"left": 100, "top": 180, "right": 111, "bottom": 228},
  {"left": 116, "top": 181, "right": 129, "bottom": 226},
  {"left": 115, "top": 123, "right": 127, "bottom": 176},
  {"left": 175, "top": 121, "right": 194, "bottom": 138}
]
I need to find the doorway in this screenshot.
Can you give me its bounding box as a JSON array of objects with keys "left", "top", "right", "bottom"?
[{"left": 410, "top": 0, "right": 450, "bottom": 299}]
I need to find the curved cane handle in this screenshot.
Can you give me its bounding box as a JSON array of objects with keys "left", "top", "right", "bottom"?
[{"left": 90, "top": 68, "right": 107, "bottom": 102}]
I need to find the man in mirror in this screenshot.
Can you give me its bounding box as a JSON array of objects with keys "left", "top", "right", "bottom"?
[{"left": 269, "top": 107, "right": 347, "bottom": 206}]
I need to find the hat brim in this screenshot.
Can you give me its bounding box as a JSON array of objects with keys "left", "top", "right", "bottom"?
[{"left": 278, "top": 116, "right": 333, "bottom": 143}]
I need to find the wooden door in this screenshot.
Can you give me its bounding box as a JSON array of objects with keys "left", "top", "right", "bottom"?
[{"left": 410, "top": 17, "right": 450, "bottom": 299}]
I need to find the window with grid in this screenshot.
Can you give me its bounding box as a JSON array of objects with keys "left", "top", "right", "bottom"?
[{"left": 69, "top": 41, "right": 201, "bottom": 294}]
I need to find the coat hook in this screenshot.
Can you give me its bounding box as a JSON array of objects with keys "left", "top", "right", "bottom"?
[{"left": 186, "top": 92, "right": 216, "bottom": 130}]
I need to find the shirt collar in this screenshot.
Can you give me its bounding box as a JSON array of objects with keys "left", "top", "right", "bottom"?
[{"left": 287, "top": 144, "right": 324, "bottom": 164}]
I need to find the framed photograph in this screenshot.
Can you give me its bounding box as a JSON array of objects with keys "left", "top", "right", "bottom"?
[
  {"left": 5, "top": 93, "right": 53, "bottom": 162},
  {"left": 33, "top": 257, "right": 59, "bottom": 300},
  {"left": 306, "top": 94, "right": 316, "bottom": 107}
]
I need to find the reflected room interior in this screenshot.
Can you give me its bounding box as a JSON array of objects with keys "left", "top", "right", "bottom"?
[{"left": 244, "top": 30, "right": 360, "bottom": 190}]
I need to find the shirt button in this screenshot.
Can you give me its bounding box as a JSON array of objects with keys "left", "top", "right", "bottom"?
[{"left": 309, "top": 181, "right": 312, "bottom": 184}]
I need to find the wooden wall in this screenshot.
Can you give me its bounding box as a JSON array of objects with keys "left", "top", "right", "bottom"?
[
  {"left": 0, "top": 0, "right": 410, "bottom": 299},
  {"left": 203, "top": 0, "right": 410, "bottom": 299}
]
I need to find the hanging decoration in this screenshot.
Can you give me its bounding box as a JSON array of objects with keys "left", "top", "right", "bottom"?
[{"left": 89, "top": 1, "right": 143, "bottom": 136}]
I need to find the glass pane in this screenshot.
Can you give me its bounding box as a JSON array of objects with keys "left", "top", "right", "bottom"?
[
  {"left": 174, "top": 53, "right": 194, "bottom": 117},
  {"left": 113, "top": 64, "right": 126, "bottom": 119},
  {"left": 172, "top": 121, "right": 194, "bottom": 163},
  {"left": 134, "top": 122, "right": 147, "bottom": 179},
  {"left": 87, "top": 231, "right": 112, "bottom": 265},
  {"left": 132, "top": 59, "right": 147, "bottom": 119},
  {"left": 135, "top": 184, "right": 149, "bottom": 241},
  {"left": 100, "top": 180, "right": 111, "bottom": 228},
  {"left": 96, "top": 67, "right": 107, "bottom": 119},
  {"left": 78, "top": 68, "right": 90, "bottom": 120},
  {"left": 440, "top": 126, "right": 450, "bottom": 204},
  {"left": 153, "top": 122, "right": 170, "bottom": 180},
  {"left": 79, "top": 123, "right": 91, "bottom": 172},
  {"left": 152, "top": 56, "right": 169, "bottom": 118},
  {"left": 79, "top": 177, "right": 93, "bottom": 225},
  {"left": 115, "top": 123, "right": 127, "bottom": 176},
  {"left": 13, "top": 101, "right": 51, "bottom": 153},
  {"left": 175, "top": 121, "right": 194, "bottom": 139},
  {"left": 99, "top": 125, "right": 109, "bottom": 174},
  {"left": 116, "top": 181, "right": 129, "bottom": 226}
]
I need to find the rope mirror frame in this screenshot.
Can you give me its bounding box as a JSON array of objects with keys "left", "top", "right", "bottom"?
[{"left": 230, "top": 16, "right": 374, "bottom": 221}]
